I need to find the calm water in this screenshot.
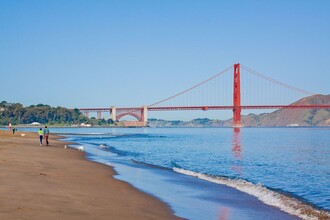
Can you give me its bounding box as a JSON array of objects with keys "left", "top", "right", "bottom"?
[{"left": 7, "top": 127, "right": 330, "bottom": 219}]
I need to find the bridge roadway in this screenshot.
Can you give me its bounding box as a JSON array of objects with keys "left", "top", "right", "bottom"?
[{"left": 79, "top": 105, "right": 330, "bottom": 112}]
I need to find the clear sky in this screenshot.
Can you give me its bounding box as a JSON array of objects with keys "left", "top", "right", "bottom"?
[{"left": 1, "top": 0, "right": 329, "bottom": 120}]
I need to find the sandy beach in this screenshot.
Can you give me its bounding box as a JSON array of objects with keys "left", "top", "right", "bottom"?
[{"left": 0, "top": 130, "right": 182, "bottom": 220}]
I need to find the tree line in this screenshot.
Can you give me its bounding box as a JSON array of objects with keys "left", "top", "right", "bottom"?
[{"left": 0, "top": 101, "right": 112, "bottom": 126}]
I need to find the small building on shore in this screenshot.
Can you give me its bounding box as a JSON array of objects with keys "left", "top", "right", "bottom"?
[
  {"left": 80, "top": 123, "right": 92, "bottom": 127},
  {"left": 30, "top": 122, "right": 41, "bottom": 126}
]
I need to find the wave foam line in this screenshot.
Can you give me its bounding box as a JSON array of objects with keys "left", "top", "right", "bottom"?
[{"left": 173, "top": 168, "right": 330, "bottom": 220}]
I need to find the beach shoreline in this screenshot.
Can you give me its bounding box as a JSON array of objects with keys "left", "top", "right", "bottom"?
[{"left": 0, "top": 130, "right": 182, "bottom": 220}]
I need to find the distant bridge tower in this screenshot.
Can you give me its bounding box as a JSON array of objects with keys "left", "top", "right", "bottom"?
[
  {"left": 97, "top": 111, "right": 102, "bottom": 119},
  {"left": 83, "top": 111, "right": 90, "bottom": 118},
  {"left": 141, "top": 105, "right": 148, "bottom": 125},
  {"left": 110, "top": 106, "right": 116, "bottom": 121},
  {"left": 233, "top": 63, "right": 242, "bottom": 127}
]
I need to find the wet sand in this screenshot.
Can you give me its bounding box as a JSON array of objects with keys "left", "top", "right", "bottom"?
[{"left": 0, "top": 130, "right": 182, "bottom": 220}]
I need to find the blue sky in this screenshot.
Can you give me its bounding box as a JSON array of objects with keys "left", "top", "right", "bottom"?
[{"left": 1, "top": 0, "right": 329, "bottom": 120}]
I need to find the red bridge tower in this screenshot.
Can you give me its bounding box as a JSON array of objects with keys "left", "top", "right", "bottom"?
[{"left": 233, "top": 63, "right": 242, "bottom": 127}]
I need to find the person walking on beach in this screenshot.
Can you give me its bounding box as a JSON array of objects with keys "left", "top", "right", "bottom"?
[
  {"left": 9, "top": 123, "right": 12, "bottom": 132},
  {"left": 43, "top": 126, "right": 50, "bottom": 146},
  {"left": 38, "top": 128, "right": 44, "bottom": 146}
]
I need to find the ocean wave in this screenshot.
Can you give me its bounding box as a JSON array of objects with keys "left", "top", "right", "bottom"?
[
  {"left": 103, "top": 146, "right": 142, "bottom": 157},
  {"left": 62, "top": 132, "right": 115, "bottom": 136},
  {"left": 112, "top": 133, "right": 167, "bottom": 139},
  {"left": 173, "top": 168, "right": 330, "bottom": 220},
  {"left": 170, "top": 160, "right": 183, "bottom": 169},
  {"left": 98, "top": 144, "right": 111, "bottom": 149},
  {"left": 131, "top": 159, "right": 172, "bottom": 170}
]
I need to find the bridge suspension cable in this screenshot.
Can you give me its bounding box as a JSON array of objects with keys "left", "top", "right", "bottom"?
[
  {"left": 241, "top": 64, "right": 315, "bottom": 96},
  {"left": 148, "top": 65, "right": 233, "bottom": 107}
]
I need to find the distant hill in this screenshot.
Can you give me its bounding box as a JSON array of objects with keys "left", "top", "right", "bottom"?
[
  {"left": 148, "top": 94, "right": 330, "bottom": 127},
  {"left": 239, "top": 94, "right": 330, "bottom": 127}
]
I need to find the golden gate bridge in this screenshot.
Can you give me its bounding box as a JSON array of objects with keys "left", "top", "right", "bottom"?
[{"left": 78, "top": 64, "right": 330, "bottom": 127}]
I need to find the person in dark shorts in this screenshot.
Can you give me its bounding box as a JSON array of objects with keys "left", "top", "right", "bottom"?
[{"left": 38, "top": 128, "right": 43, "bottom": 146}]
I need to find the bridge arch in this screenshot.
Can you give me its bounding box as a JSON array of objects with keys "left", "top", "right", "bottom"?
[{"left": 116, "top": 112, "right": 141, "bottom": 121}]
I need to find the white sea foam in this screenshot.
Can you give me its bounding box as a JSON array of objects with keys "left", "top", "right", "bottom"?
[
  {"left": 99, "top": 144, "right": 107, "bottom": 148},
  {"left": 76, "top": 146, "right": 85, "bottom": 151},
  {"left": 173, "top": 168, "right": 330, "bottom": 220}
]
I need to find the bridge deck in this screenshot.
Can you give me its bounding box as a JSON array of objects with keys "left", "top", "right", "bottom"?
[{"left": 78, "top": 105, "right": 330, "bottom": 112}]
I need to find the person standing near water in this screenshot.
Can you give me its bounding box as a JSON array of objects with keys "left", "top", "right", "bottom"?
[
  {"left": 43, "top": 126, "right": 50, "bottom": 146},
  {"left": 9, "top": 123, "right": 12, "bottom": 132},
  {"left": 38, "top": 128, "right": 43, "bottom": 146}
]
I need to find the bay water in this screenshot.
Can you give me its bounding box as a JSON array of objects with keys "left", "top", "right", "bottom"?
[{"left": 9, "top": 127, "right": 330, "bottom": 219}]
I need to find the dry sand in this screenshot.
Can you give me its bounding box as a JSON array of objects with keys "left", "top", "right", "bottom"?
[{"left": 0, "top": 130, "right": 182, "bottom": 220}]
